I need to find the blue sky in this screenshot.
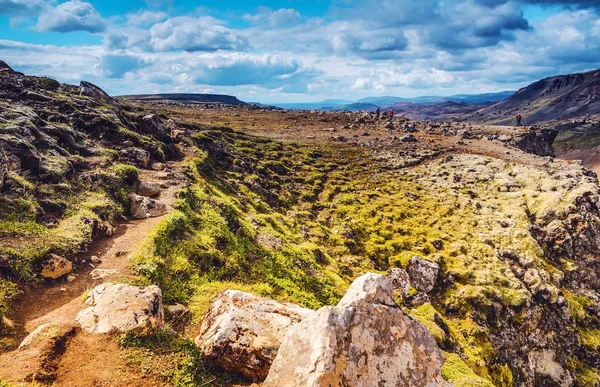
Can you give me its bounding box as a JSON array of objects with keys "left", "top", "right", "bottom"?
[{"left": 1, "top": 0, "right": 599, "bottom": 103}]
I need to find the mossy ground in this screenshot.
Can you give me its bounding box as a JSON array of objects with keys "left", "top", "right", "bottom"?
[
  {"left": 0, "top": 163, "right": 140, "bottom": 316},
  {"left": 130, "top": 129, "right": 555, "bottom": 385}
]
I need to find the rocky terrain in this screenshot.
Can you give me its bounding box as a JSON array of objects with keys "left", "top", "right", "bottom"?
[
  {"left": 469, "top": 68, "right": 600, "bottom": 125},
  {"left": 1, "top": 62, "right": 600, "bottom": 387}
]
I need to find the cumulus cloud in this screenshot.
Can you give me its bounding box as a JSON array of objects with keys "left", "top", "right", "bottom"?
[
  {"left": 0, "top": 0, "right": 45, "bottom": 15},
  {"left": 126, "top": 10, "right": 168, "bottom": 26},
  {"left": 37, "top": 0, "right": 105, "bottom": 33},
  {"left": 244, "top": 8, "right": 302, "bottom": 27},
  {"left": 149, "top": 16, "right": 246, "bottom": 52},
  {"left": 194, "top": 55, "right": 301, "bottom": 87}
]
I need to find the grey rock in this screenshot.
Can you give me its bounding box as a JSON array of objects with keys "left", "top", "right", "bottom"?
[{"left": 407, "top": 256, "right": 439, "bottom": 293}]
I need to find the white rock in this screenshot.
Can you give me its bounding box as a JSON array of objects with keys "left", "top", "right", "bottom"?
[
  {"left": 195, "top": 290, "right": 313, "bottom": 381},
  {"left": 263, "top": 273, "right": 450, "bottom": 387},
  {"left": 76, "top": 283, "right": 164, "bottom": 335},
  {"left": 129, "top": 193, "right": 170, "bottom": 219}
]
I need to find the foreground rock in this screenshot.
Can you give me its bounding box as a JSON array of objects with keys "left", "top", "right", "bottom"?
[
  {"left": 129, "top": 193, "right": 170, "bottom": 219},
  {"left": 195, "top": 290, "right": 312, "bottom": 381},
  {"left": 76, "top": 283, "right": 164, "bottom": 335},
  {"left": 263, "top": 273, "right": 449, "bottom": 387}
]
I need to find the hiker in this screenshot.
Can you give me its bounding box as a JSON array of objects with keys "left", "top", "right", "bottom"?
[
  {"left": 375, "top": 107, "right": 381, "bottom": 120},
  {"left": 516, "top": 113, "right": 522, "bottom": 126},
  {"left": 389, "top": 109, "right": 394, "bottom": 120}
]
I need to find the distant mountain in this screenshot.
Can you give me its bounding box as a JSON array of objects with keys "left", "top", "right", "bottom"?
[
  {"left": 358, "top": 91, "right": 513, "bottom": 106},
  {"left": 387, "top": 101, "right": 490, "bottom": 121},
  {"left": 119, "top": 93, "right": 247, "bottom": 105},
  {"left": 469, "top": 69, "right": 600, "bottom": 125},
  {"left": 275, "top": 100, "right": 352, "bottom": 110}
]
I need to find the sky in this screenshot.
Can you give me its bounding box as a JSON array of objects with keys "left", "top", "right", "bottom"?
[{"left": 0, "top": 0, "right": 599, "bottom": 103}]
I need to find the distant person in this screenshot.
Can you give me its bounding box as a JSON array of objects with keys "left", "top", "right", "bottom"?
[
  {"left": 389, "top": 109, "right": 394, "bottom": 120},
  {"left": 376, "top": 107, "right": 381, "bottom": 120},
  {"left": 516, "top": 113, "right": 522, "bottom": 126}
]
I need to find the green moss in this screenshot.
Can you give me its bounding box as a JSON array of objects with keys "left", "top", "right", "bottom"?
[
  {"left": 580, "top": 327, "right": 600, "bottom": 351},
  {"left": 442, "top": 353, "right": 496, "bottom": 387}
]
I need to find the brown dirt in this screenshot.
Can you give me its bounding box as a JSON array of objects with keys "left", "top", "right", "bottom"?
[{"left": 0, "top": 161, "right": 188, "bottom": 386}]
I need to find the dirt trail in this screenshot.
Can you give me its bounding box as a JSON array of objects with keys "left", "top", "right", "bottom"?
[{"left": 6, "top": 164, "right": 185, "bottom": 345}]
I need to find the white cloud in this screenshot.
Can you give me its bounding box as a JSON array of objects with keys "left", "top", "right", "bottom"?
[
  {"left": 0, "top": 0, "right": 46, "bottom": 16},
  {"left": 149, "top": 16, "right": 247, "bottom": 52},
  {"left": 126, "top": 10, "right": 168, "bottom": 26},
  {"left": 244, "top": 8, "right": 301, "bottom": 27},
  {"left": 37, "top": 0, "right": 105, "bottom": 33}
]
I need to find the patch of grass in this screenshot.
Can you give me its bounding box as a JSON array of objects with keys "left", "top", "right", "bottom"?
[{"left": 117, "top": 331, "right": 245, "bottom": 387}]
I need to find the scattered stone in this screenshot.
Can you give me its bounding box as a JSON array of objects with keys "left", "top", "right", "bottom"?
[
  {"left": 263, "top": 273, "right": 449, "bottom": 387},
  {"left": 90, "top": 269, "right": 119, "bottom": 280},
  {"left": 166, "top": 303, "right": 190, "bottom": 320},
  {"left": 399, "top": 134, "right": 418, "bottom": 142},
  {"left": 90, "top": 255, "right": 102, "bottom": 264},
  {"left": 67, "top": 275, "right": 76, "bottom": 283},
  {"left": 123, "top": 140, "right": 134, "bottom": 147},
  {"left": 137, "top": 181, "right": 161, "bottom": 198},
  {"left": 1, "top": 316, "right": 14, "bottom": 330},
  {"left": 76, "top": 283, "right": 164, "bottom": 335},
  {"left": 332, "top": 135, "right": 347, "bottom": 142},
  {"left": 115, "top": 250, "right": 129, "bottom": 257},
  {"left": 431, "top": 239, "right": 444, "bottom": 250},
  {"left": 407, "top": 256, "right": 439, "bottom": 293},
  {"left": 151, "top": 162, "right": 165, "bottom": 171},
  {"left": 129, "top": 194, "right": 170, "bottom": 219},
  {"left": 40, "top": 254, "right": 72, "bottom": 280},
  {"left": 195, "top": 290, "right": 313, "bottom": 381}
]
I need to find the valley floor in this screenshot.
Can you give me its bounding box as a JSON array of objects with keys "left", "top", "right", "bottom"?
[{"left": 2, "top": 104, "right": 600, "bottom": 386}]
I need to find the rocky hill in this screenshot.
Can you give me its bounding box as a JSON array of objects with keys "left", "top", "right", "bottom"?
[
  {"left": 119, "top": 93, "right": 247, "bottom": 106},
  {"left": 1, "top": 61, "right": 600, "bottom": 387},
  {"left": 470, "top": 68, "right": 600, "bottom": 125}
]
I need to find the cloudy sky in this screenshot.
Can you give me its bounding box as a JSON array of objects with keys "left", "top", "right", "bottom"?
[{"left": 1, "top": 0, "right": 599, "bottom": 103}]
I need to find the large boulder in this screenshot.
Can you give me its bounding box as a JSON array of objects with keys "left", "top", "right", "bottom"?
[
  {"left": 407, "top": 256, "right": 440, "bottom": 293},
  {"left": 40, "top": 254, "right": 72, "bottom": 280},
  {"left": 137, "top": 181, "right": 161, "bottom": 198},
  {"left": 195, "top": 290, "right": 313, "bottom": 381},
  {"left": 263, "top": 273, "right": 449, "bottom": 387},
  {"left": 129, "top": 193, "right": 170, "bottom": 219},
  {"left": 75, "top": 283, "right": 164, "bottom": 335}
]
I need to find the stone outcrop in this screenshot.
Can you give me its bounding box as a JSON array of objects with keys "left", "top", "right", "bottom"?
[
  {"left": 263, "top": 273, "right": 449, "bottom": 387},
  {"left": 75, "top": 283, "right": 164, "bottom": 335},
  {"left": 129, "top": 193, "right": 170, "bottom": 219},
  {"left": 79, "top": 81, "right": 119, "bottom": 108},
  {"left": 195, "top": 290, "right": 312, "bottom": 381}
]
